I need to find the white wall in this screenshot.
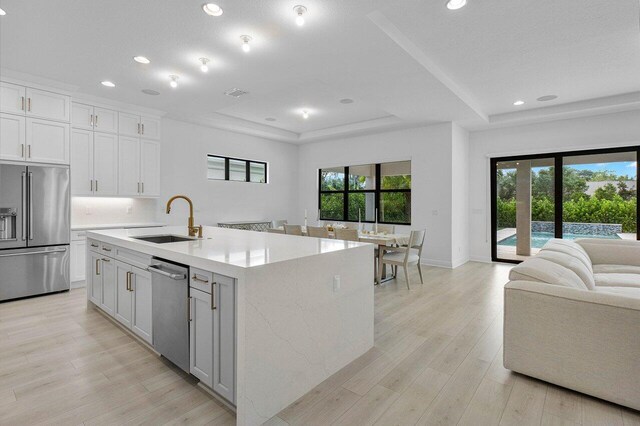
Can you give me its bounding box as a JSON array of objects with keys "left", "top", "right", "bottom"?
[
  {"left": 160, "top": 118, "right": 299, "bottom": 227},
  {"left": 71, "top": 197, "right": 158, "bottom": 226},
  {"left": 451, "top": 123, "right": 470, "bottom": 267},
  {"left": 469, "top": 110, "right": 640, "bottom": 262},
  {"left": 297, "top": 123, "right": 460, "bottom": 267}
]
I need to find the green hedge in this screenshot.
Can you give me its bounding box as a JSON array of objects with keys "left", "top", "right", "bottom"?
[{"left": 497, "top": 197, "right": 637, "bottom": 233}]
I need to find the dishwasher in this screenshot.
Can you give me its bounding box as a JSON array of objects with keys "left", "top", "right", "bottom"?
[{"left": 148, "top": 258, "right": 190, "bottom": 373}]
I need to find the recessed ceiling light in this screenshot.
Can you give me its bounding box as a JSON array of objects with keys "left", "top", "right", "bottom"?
[
  {"left": 302, "top": 110, "right": 309, "bottom": 119},
  {"left": 101, "top": 81, "right": 116, "bottom": 88},
  {"left": 537, "top": 95, "right": 558, "bottom": 102},
  {"left": 133, "top": 56, "right": 150, "bottom": 64},
  {"left": 169, "top": 75, "right": 179, "bottom": 88},
  {"left": 202, "top": 3, "right": 223, "bottom": 16},
  {"left": 265, "top": 117, "right": 277, "bottom": 122},
  {"left": 0, "top": 8, "right": 6, "bottom": 16},
  {"left": 513, "top": 100, "right": 525, "bottom": 106},
  {"left": 293, "top": 5, "right": 307, "bottom": 26},
  {"left": 224, "top": 88, "right": 248, "bottom": 97},
  {"left": 199, "top": 58, "right": 210, "bottom": 73},
  {"left": 340, "top": 98, "right": 354, "bottom": 104},
  {"left": 142, "top": 89, "right": 160, "bottom": 96},
  {"left": 240, "top": 35, "right": 252, "bottom": 53},
  {"left": 446, "top": 0, "right": 467, "bottom": 10}
]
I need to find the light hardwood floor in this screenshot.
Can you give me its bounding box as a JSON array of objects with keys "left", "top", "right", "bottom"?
[{"left": 1, "top": 262, "right": 639, "bottom": 425}]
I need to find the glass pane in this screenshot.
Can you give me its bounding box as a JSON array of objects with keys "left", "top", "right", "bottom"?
[
  {"left": 562, "top": 151, "right": 636, "bottom": 240},
  {"left": 348, "top": 193, "right": 375, "bottom": 221},
  {"left": 495, "top": 158, "right": 555, "bottom": 261},
  {"left": 381, "top": 161, "right": 411, "bottom": 189},
  {"left": 380, "top": 192, "right": 411, "bottom": 223},
  {"left": 229, "top": 159, "right": 247, "bottom": 182},
  {"left": 320, "top": 167, "right": 345, "bottom": 191},
  {"left": 349, "top": 164, "right": 376, "bottom": 190},
  {"left": 320, "top": 193, "right": 344, "bottom": 220},
  {"left": 207, "top": 156, "right": 225, "bottom": 180},
  {"left": 249, "top": 162, "right": 266, "bottom": 183}
]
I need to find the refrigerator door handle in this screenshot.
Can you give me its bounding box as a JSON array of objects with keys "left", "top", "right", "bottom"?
[
  {"left": 0, "top": 248, "right": 67, "bottom": 258},
  {"left": 28, "top": 172, "right": 33, "bottom": 240},
  {"left": 21, "top": 171, "right": 27, "bottom": 241}
]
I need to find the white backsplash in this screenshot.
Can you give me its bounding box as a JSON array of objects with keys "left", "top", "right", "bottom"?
[{"left": 71, "top": 197, "right": 160, "bottom": 226}]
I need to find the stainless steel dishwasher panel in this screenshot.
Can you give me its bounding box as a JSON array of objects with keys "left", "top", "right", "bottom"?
[{"left": 149, "top": 259, "right": 190, "bottom": 373}]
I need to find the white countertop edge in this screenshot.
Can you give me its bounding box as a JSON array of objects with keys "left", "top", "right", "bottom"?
[{"left": 71, "top": 222, "right": 166, "bottom": 231}]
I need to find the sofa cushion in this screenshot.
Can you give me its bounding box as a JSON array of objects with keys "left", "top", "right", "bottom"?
[
  {"left": 593, "top": 264, "right": 640, "bottom": 275},
  {"left": 535, "top": 250, "right": 596, "bottom": 290},
  {"left": 541, "top": 239, "right": 593, "bottom": 273},
  {"left": 594, "top": 273, "right": 640, "bottom": 288},
  {"left": 595, "top": 286, "right": 640, "bottom": 299},
  {"left": 509, "top": 257, "right": 589, "bottom": 290},
  {"left": 576, "top": 239, "right": 640, "bottom": 267}
]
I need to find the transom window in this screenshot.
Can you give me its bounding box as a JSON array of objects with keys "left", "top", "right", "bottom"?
[
  {"left": 207, "top": 155, "right": 267, "bottom": 183},
  {"left": 319, "top": 161, "right": 411, "bottom": 225}
]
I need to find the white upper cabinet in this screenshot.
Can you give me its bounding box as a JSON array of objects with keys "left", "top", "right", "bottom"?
[
  {"left": 119, "top": 112, "right": 141, "bottom": 137},
  {"left": 93, "top": 132, "right": 118, "bottom": 196},
  {"left": 0, "top": 82, "right": 26, "bottom": 115},
  {"left": 118, "top": 136, "right": 141, "bottom": 196},
  {"left": 140, "top": 140, "right": 160, "bottom": 197},
  {"left": 93, "top": 107, "right": 118, "bottom": 134},
  {"left": 140, "top": 116, "right": 161, "bottom": 140},
  {"left": 70, "top": 129, "right": 94, "bottom": 195},
  {"left": 25, "top": 88, "right": 70, "bottom": 122},
  {"left": 26, "top": 118, "right": 70, "bottom": 164},
  {"left": 0, "top": 113, "right": 26, "bottom": 162},
  {"left": 72, "top": 103, "right": 94, "bottom": 130}
]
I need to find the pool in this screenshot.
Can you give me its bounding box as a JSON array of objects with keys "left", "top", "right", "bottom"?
[{"left": 498, "top": 231, "right": 620, "bottom": 249}]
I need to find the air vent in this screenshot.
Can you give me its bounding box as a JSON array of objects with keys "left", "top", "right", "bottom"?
[{"left": 224, "top": 88, "right": 248, "bottom": 98}]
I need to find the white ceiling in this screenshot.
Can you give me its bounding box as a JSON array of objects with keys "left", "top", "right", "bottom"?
[{"left": 1, "top": 0, "right": 639, "bottom": 143}]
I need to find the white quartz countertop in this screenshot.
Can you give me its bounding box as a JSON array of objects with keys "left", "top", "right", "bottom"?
[
  {"left": 86, "top": 225, "right": 369, "bottom": 270},
  {"left": 71, "top": 222, "right": 166, "bottom": 231}
]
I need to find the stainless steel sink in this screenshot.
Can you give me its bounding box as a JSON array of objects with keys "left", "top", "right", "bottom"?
[{"left": 132, "top": 235, "right": 196, "bottom": 244}]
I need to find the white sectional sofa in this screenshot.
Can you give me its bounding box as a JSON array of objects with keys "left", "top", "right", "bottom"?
[{"left": 504, "top": 238, "right": 640, "bottom": 411}]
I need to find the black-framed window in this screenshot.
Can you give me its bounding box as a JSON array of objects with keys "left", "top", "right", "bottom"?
[
  {"left": 319, "top": 160, "right": 411, "bottom": 225},
  {"left": 491, "top": 145, "right": 639, "bottom": 263},
  {"left": 207, "top": 155, "right": 267, "bottom": 183}
]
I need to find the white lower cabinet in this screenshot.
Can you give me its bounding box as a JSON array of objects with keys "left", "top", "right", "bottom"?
[
  {"left": 190, "top": 288, "right": 213, "bottom": 388},
  {"left": 190, "top": 272, "right": 236, "bottom": 404},
  {"left": 100, "top": 257, "right": 116, "bottom": 316},
  {"left": 88, "top": 250, "right": 102, "bottom": 305},
  {"left": 115, "top": 261, "right": 133, "bottom": 329},
  {"left": 113, "top": 261, "right": 153, "bottom": 344},
  {"left": 70, "top": 239, "right": 86, "bottom": 283}
]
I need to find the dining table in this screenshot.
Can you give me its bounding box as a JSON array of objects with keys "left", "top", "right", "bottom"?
[{"left": 271, "top": 226, "right": 409, "bottom": 284}]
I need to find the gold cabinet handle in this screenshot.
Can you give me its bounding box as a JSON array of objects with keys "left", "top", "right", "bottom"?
[
  {"left": 101, "top": 258, "right": 110, "bottom": 262},
  {"left": 90, "top": 114, "right": 93, "bottom": 127},
  {"left": 141, "top": 182, "right": 144, "bottom": 193},
  {"left": 94, "top": 115, "right": 98, "bottom": 126},
  {"left": 188, "top": 297, "right": 192, "bottom": 322},
  {"left": 191, "top": 274, "right": 209, "bottom": 284},
  {"left": 126, "top": 271, "right": 131, "bottom": 291},
  {"left": 211, "top": 282, "right": 217, "bottom": 310},
  {"left": 102, "top": 246, "right": 111, "bottom": 252},
  {"left": 21, "top": 96, "right": 25, "bottom": 111},
  {"left": 141, "top": 123, "right": 145, "bottom": 135},
  {"left": 137, "top": 123, "right": 140, "bottom": 134},
  {"left": 96, "top": 258, "right": 100, "bottom": 275},
  {"left": 21, "top": 144, "right": 24, "bottom": 158},
  {"left": 27, "top": 98, "right": 31, "bottom": 112},
  {"left": 95, "top": 180, "right": 98, "bottom": 192},
  {"left": 28, "top": 145, "right": 31, "bottom": 158},
  {"left": 90, "top": 243, "right": 99, "bottom": 248},
  {"left": 90, "top": 180, "right": 93, "bottom": 192}
]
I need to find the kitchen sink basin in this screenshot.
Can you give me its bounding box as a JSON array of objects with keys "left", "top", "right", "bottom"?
[{"left": 132, "top": 235, "right": 196, "bottom": 244}]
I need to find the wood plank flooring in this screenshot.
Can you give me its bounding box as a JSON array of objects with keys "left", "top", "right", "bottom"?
[{"left": 1, "top": 262, "right": 638, "bottom": 425}]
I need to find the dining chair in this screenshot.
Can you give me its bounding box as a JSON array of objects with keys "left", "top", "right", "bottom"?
[
  {"left": 307, "top": 226, "right": 330, "bottom": 238},
  {"left": 377, "top": 229, "right": 425, "bottom": 289},
  {"left": 267, "top": 228, "right": 285, "bottom": 234},
  {"left": 335, "top": 228, "right": 359, "bottom": 242},
  {"left": 284, "top": 224, "right": 303, "bottom": 236},
  {"left": 375, "top": 224, "right": 395, "bottom": 234},
  {"left": 272, "top": 219, "right": 288, "bottom": 228}
]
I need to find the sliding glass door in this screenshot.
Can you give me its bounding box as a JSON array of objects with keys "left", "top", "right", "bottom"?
[{"left": 492, "top": 146, "right": 639, "bottom": 263}]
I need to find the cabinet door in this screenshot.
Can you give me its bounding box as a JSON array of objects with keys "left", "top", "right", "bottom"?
[
  {"left": 115, "top": 261, "right": 133, "bottom": 329},
  {"left": 25, "top": 88, "right": 70, "bottom": 122},
  {"left": 140, "top": 116, "right": 161, "bottom": 140},
  {"left": 140, "top": 140, "right": 160, "bottom": 197},
  {"left": 118, "top": 112, "right": 140, "bottom": 137},
  {"left": 213, "top": 274, "right": 236, "bottom": 403},
  {"left": 93, "top": 107, "right": 118, "bottom": 134},
  {"left": 0, "top": 113, "right": 26, "bottom": 161},
  {"left": 118, "top": 136, "right": 141, "bottom": 196},
  {"left": 26, "top": 118, "right": 69, "bottom": 164},
  {"left": 88, "top": 252, "right": 102, "bottom": 305},
  {"left": 93, "top": 132, "right": 118, "bottom": 195},
  {"left": 70, "top": 129, "right": 94, "bottom": 195},
  {"left": 190, "top": 288, "right": 213, "bottom": 387},
  {"left": 100, "top": 257, "right": 116, "bottom": 316},
  {"left": 131, "top": 267, "right": 153, "bottom": 344},
  {"left": 70, "top": 240, "right": 86, "bottom": 283},
  {"left": 0, "top": 82, "right": 26, "bottom": 115},
  {"left": 71, "top": 103, "right": 94, "bottom": 130}
]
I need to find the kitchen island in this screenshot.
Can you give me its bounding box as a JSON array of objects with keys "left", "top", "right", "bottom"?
[{"left": 86, "top": 225, "right": 374, "bottom": 426}]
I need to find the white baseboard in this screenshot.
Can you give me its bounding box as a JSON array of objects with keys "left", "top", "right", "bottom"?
[
  {"left": 71, "top": 280, "right": 86, "bottom": 289},
  {"left": 420, "top": 258, "right": 453, "bottom": 268},
  {"left": 469, "top": 255, "right": 492, "bottom": 263}
]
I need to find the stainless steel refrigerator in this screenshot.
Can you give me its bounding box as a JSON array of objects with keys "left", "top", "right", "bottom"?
[{"left": 0, "top": 163, "right": 70, "bottom": 301}]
